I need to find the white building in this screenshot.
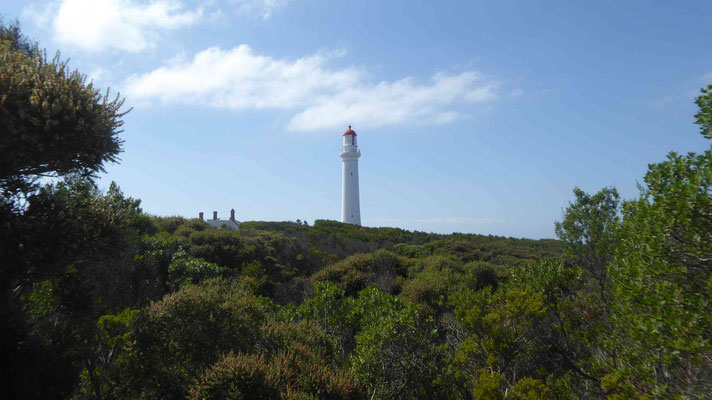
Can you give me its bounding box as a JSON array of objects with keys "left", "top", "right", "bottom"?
[
  {"left": 340, "top": 125, "right": 361, "bottom": 225},
  {"left": 199, "top": 209, "right": 241, "bottom": 230}
]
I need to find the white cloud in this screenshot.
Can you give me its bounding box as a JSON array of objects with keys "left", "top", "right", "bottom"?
[
  {"left": 126, "top": 46, "right": 361, "bottom": 108},
  {"left": 414, "top": 217, "right": 502, "bottom": 225},
  {"left": 365, "top": 217, "right": 503, "bottom": 228},
  {"left": 510, "top": 88, "right": 524, "bottom": 98},
  {"left": 49, "top": 0, "right": 202, "bottom": 52},
  {"left": 87, "top": 66, "right": 108, "bottom": 82},
  {"left": 21, "top": 3, "right": 55, "bottom": 27},
  {"left": 289, "top": 73, "right": 497, "bottom": 131},
  {"left": 230, "top": 0, "right": 292, "bottom": 19},
  {"left": 125, "top": 45, "right": 501, "bottom": 131}
]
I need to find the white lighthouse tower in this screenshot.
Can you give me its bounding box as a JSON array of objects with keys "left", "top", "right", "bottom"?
[{"left": 340, "top": 125, "right": 361, "bottom": 225}]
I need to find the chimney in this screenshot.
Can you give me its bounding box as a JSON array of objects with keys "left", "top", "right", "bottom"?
[
  {"left": 213, "top": 211, "right": 218, "bottom": 220},
  {"left": 230, "top": 209, "right": 235, "bottom": 221},
  {"left": 199, "top": 212, "right": 204, "bottom": 220}
]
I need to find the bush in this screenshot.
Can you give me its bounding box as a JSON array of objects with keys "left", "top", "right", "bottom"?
[
  {"left": 116, "top": 278, "right": 269, "bottom": 399},
  {"left": 312, "top": 250, "right": 407, "bottom": 296},
  {"left": 189, "top": 353, "right": 279, "bottom": 400},
  {"left": 168, "top": 257, "right": 223, "bottom": 290}
]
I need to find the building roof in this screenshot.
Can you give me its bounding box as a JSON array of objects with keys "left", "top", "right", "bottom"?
[
  {"left": 343, "top": 125, "right": 356, "bottom": 136},
  {"left": 205, "top": 219, "right": 241, "bottom": 230}
]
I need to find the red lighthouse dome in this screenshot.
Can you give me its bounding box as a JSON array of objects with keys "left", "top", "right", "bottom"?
[{"left": 343, "top": 125, "right": 356, "bottom": 136}]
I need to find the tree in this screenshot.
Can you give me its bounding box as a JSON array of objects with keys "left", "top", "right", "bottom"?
[
  {"left": 555, "top": 187, "right": 620, "bottom": 300},
  {"left": 0, "top": 176, "right": 149, "bottom": 400},
  {"left": 349, "top": 286, "right": 442, "bottom": 399},
  {"left": 115, "top": 278, "right": 269, "bottom": 399},
  {"left": 111, "top": 279, "right": 362, "bottom": 400},
  {"left": 0, "top": 20, "right": 128, "bottom": 195},
  {"left": 0, "top": 20, "right": 131, "bottom": 398},
  {"left": 168, "top": 257, "right": 224, "bottom": 291},
  {"left": 451, "top": 285, "right": 552, "bottom": 398},
  {"left": 605, "top": 149, "right": 712, "bottom": 398},
  {"left": 311, "top": 250, "right": 407, "bottom": 296},
  {"left": 695, "top": 84, "right": 712, "bottom": 140}
]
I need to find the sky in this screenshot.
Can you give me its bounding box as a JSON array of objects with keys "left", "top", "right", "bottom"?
[{"left": 3, "top": 0, "right": 712, "bottom": 238}]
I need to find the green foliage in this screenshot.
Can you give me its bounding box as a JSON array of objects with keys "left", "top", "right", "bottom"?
[
  {"left": 428, "top": 234, "right": 561, "bottom": 266},
  {"left": 137, "top": 232, "right": 185, "bottom": 262},
  {"left": 508, "top": 377, "right": 553, "bottom": 400},
  {"left": 189, "top": 348, "right": 363, "bottom": 400},
  {"left": 0, "top": 175, "right": 149, "bottom": 399},
  {"left": 0, "top": 18, "right": 38, "bottom": 56},
  {"left": 606, "top": 150, "right": 712, "bottom": 398},
  {"left": 470, "top": 369, "right": 504, "bottom": 400},
  {"left": 135, "top": 232, "right": 186, "bottom": 293},
  {"left": 291, "top": 281, "right": 356, "bottom": 361},
  {"left": 239, "top": 220, "right": 311, "bottom": 236},
  {"left": 168, "top": 257, "right": 224, "bottom": 290},
  {"left": 78, "top": 308, "right": 139, "bottom": 399},
  {"left": 188, "top": 353, "right": 280, "bottom": 400},
  {"left": 312, "top": 249, "right": 408, "bottom": 296},
  {"left": 151, "top": 215, "right": 189, "bottom": 234},
  {"left": 392, "top": 242, "right": 432, "bottom": 258},
  {"left": 310, "top": 219, "right": 435, "bottom": 247},
  {"left": 555, "top": 186, "right": 620, "bottom": 298},
  {"left": 117, "top": 278, "right": 269, "bottom": 399},
  {"left": 401, "top": 256, "right": 503, "bottom": 316},
  {"left": 111, "top": 278, "right": 362, "bottom": 399},
  {"left": 600, "top": 372, "right": 638, "bottom": 400},
  {"left": 0, "top": 22, "right": 132, "bottom": 396},
  {"left": 293, "top": 282, "right": 446, "bottom": 398},
  {"left": 400, "top": 263, "right": 450, "bottom": 316},
  {"left": 695, "top": 84, "right": 712, "bottom": 140},
  {"left": 180, "top": 228, "right": 249, "bottom": 270},
  {"left": 453, "top": 286, "right": 548, "bottom": 380},
  {"left": 349, "top": 286, "right": 442, "bottom": 399},
  {"left": 259, "top": 320, "right": 363, "bottom": 399},
  {"left": 174, "top": 218, "right": 211, "bottom": 235},
  {"left": 21, "top": 177, "right": 146, "bottom": 311},
  {"left": 0, "top": 23, "right": 128, "bottom": 194},
  {"left": 240, "top": 260, "right": 272, "bottom": 295},
  {"left": 96, "top": 308, "right": 139, "bottom": 350},
  {"left": 450, "top": 258, "right": 607, "bottom": 398},
  {"left": 244, "top": 219, "right": 562, "bottom": 269}
]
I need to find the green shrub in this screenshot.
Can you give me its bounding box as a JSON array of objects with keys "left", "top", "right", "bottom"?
[{"left": 168, "top": 257, "right": 223, "bottom": 290}]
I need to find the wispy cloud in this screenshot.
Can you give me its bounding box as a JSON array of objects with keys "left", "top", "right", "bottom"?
[
  {"left": 87, "top": 66, "right": 108, "bottom": 82},
  {"left": 702, "top": 71, "right": 712, "bottom": 83},
  {"left": 414, "top": 217, "right": 502, "bottom": 225},
  {"left": 31, "top": 0, "right": 202, "bottom": 53},
  {"left": 652, "top": 94, "right": 676, "bottom": 109},
  {"left": 125, "top": 45, "right": 500, "bottom": 131},
  {"left": 288, "top": 72, "right": 497, "bottom": 131},
  {"left": 509, "top": 88, "right": 524, "bottom": 98},
  {"left": 653, "top": 71, "right": 712, "bottom": 108},
  {"left": 230, "top": 0, "right": 292, "bottom": 19},
  {"left": 366, "top": 217, "right": 503, "bottom": 226}
]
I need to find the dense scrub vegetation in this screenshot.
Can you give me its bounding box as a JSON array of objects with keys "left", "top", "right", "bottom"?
[{"left": 2, "top": 21, "right": 711, "bottom": 399}]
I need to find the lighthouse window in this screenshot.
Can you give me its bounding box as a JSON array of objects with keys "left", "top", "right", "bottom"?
[{"left": 350, "top": 172, "right": 353, "bottom": 176}]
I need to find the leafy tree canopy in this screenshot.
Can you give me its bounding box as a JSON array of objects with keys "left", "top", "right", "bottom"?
[
  {"left": 695, "top": 84, "right": 712, "bottom": 140},
  {"left": 0, "top": 19, "right": 129, "bottom": 195}
]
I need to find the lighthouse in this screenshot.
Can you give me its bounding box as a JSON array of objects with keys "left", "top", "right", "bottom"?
[{"left": 340, "top": 125, "right": 361, "bottom": 225}]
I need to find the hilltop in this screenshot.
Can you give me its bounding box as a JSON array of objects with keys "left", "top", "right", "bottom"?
[{"left": 144, "top": 217, "right": 562, "bottom": 304}]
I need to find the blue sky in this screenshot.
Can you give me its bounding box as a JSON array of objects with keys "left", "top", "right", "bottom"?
[{"left": 4, "top": 0, "right": 712, "bottom": 238}]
